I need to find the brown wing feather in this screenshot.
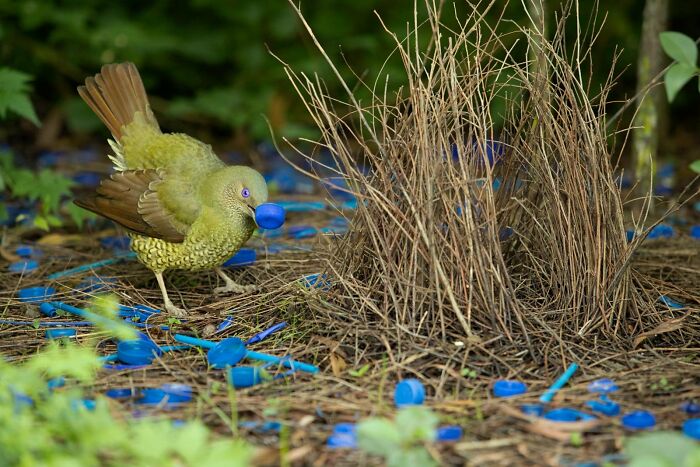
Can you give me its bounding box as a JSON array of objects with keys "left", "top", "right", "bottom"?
[{"left": 74, "top": 170, "right": 186, "bottom": 243}]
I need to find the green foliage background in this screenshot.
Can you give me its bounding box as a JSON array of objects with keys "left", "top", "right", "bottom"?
[{"left": 0, "top": 0, "right": 698, "bottom": 149}]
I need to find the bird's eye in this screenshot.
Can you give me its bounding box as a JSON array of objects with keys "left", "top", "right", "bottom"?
[{"left": 241, "top": 188, "right": 250, "bottom": 198}]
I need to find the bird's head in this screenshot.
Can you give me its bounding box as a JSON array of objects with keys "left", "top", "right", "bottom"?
[{"left": 206, "top": 166, "right": 268, "bottom": 219}]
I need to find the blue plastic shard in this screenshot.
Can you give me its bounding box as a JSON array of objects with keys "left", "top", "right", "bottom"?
[
  {"left": 216, "top": 316, "right": 235, "bottom": 334},
  {"left": 586, "top": 398, "right": 620, "bottom": 416},
  {"left": 587, "top": 378, "right": 619, "bottom": 394},
  {"left": 658, "top": 295, "right": 685, "bottom": 310},
  {"left": 223, "top": 248, "right": 256, "bottom": 267}
]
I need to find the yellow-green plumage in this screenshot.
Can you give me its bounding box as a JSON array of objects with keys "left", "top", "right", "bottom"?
[{"left": 75, "top": 62, "right": 267, "bottom": 315}]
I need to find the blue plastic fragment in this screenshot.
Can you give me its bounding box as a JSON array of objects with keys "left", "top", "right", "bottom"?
[
  {"left": 493, "top": 380, "right": 527, "bottom": 398},
  {"left": 255, "top": 203, "right": 286, "bottom": 229},
  {"left": 47, "top": 251, "right": 136, "bottom": 280},
  {"left": 103, "top": 364, "right": 148, "bottom": 371},
  {"left": 394, "top": 378, "right": 425, "bottom": 407},
  {"left": 18, "top": 287, "right": 56, "bottom": 303},
  {"left": 72, "top": 399, "right": 96, "bottom": 411},
  {"left": 246, "top": 322, "right": 287, "bottom": 345},
  {"left": 680, "top": 401, "right": 700, "bottom": 415},
  {"left": 521, "top": 404, "right": 544, "bottom": 416},
  {"left": 105, "top": 388, "right": 139, "bottom": 399},
  {"left": 436, "top": 425, "right": 463, "bottom": 442},
  {"left": 78, "top": 276, "right": 116, "bottom": 293},
  {"left": 626, "top": 230, "right": 635, "bottom": 242},
  {"left": 0, "top": 318, "right": 93, "bottom": 327},
  {"left": 223, "top": 248, "right": 256, "bottom": 267},
  {"left": 115, "top": 339, "right": 163, "bottom": 365},
  {"left": 682, "top": 418, "right": 700, "bottom": 440},
  {"left": 45, "top": 328, "right": 77, "bottom": 339},
  {"left": 586, "top": 398, "right": 620, "bottom": 416},
  {"left": 320, "top": 225, "right": 349, "bottom": 235},
  {"left": 240, "top": 420, "right": 283, "bottom": 433},
  {"left": 287, "top": 225, "right": 317, "bottom": 239},
  {"left": 340, "top": 198, "right": 358, "bottom": 210},
  {"left": 160, "top": 383, "right": 193, "bottom": 403},
  {"left": 15, "top": 245, "right": 41, "bottom": 258},
  {"left": 229, "top": 366, "right": 263, "bottom": 388},
  {"left": 100, "top": 236, "right": 130, "bottom": 251},
  {"left": 658, "top": 295, "right": 685, "bottom": 310},
  {"left": 333, "top": 423, "right": 356, "bottom": 435},
  {"left": 544, "top": 408, "right": 596, "bottom": 422},
  {"left": 327, "top": 434, "right": 357, "bottom": 449},
  {"left": 216, "top": 316, "right": 235, "bottom": 334},
  {"left": 647, "top": 224, "right": 674, "bottom": 240},
  {"left": 260, "top": 227, "right": 285, "bottom": 238},
  {"left": 690, "top": 225, "right": 700, "bottom": 240},
  {"left": 9, "top": 260, "right": 38, "bottom": 273},
  {"left": 587, "top": 378, "right": 618, "bottom": 394},
  {"left": 302, "top": 273, "right": 331, "bottom": 291},
  {"left": 540, "top": 363, "right": 578, "bottom": 403},
  {"left": 137, "top": 388, "right": 171, "bottom": 406},
  {"left": 47, "top": 377, "right": 65, "bottom": 390},
  {"left": 621, "top": 410, "right": 656, "bottom": 430},
  {"left": 274, "top": 200, "right": 326, "bottom": 212}
]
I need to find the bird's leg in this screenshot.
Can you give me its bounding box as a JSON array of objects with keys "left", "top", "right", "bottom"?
[
  {"left": 155, "top": 271, "right": 187, "bottom": 317},
  {"left": 213, "top": 267, "right": 256, "bottom": 295}
]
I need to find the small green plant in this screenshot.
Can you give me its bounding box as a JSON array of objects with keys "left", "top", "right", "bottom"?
[
  {"left": 349, "top": 363, "right": 370, "bottom": 378},
  {"left": 624, "top": 431, "right": 700, "bottom": 467},
  {"left": 460, "top": 368, "right": 478, "bottom": 378},
  {"left": 0, "top": 67, "right": 39, "bottom": 126},
  {"left": 0, "top": 149, "right": 95, "bottom": 229},
  {"left": 0, "top": 294, "right": 253, "bottom": 466},
  {"left": 356, "top": 406, "right": 439, "bottom": 467}
]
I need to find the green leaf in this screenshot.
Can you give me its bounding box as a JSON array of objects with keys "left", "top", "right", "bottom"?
[
  {"left": 690, "top": 160, "right": 700, "bottom": 174},
  {"left": 349, "top": 363, "right": 370, "bottom": 377},
  {"left": 0, "top": 68, "right": 40, "bottom": 125},
  {"left": 65, "top": 202, "right": 96, "bottom": 229},
  {"left": 659, "top": 32, "right": 698, "bottom": 66},
  {"left": 664, "top": 63, "right": 696, "bottom": 102},
  {"left": 357, "top": 417, "right": 401, "bottom": 456},
  {"left": 625, "top": 431, "right": 699, "bottom": 467},
  {"left": 33, "top": 216, "right": 50, "bottom": 231},
  {"left": 387, "top": 447, "right": 437, "bottom": 467},
  {"left": 395, "top": 406, "right": 438, "bottom": 443}
]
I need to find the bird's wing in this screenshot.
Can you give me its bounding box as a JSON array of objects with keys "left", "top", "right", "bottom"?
[{"left": 74, "top": 169, "right": 195, "bottom": 243}]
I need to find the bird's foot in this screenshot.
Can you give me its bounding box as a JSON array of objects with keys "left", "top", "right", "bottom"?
[
  {"left": 213, "top": 282, "right": 257, "bottom": 295},
  {"left": 164, "top": 302, "right": 188, "bottom": 318}
]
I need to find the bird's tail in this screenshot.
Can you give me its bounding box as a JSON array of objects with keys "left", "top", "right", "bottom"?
[{"left": 77, "top": 62, "right": 160, "bottom": 141}]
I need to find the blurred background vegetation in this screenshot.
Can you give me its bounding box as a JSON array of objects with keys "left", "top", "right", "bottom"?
[{"left": 0, "top": 0, "right": 698, "bottom": 169}]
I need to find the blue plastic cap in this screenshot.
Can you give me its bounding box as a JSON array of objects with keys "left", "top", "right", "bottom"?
[
  {"left": 161, "top": 383, "right": 193, "bottom": 403},
  {"left": 9, "top": 260, "right": 38, "bottom": 273},
  {"left": 45, "top": 328, "right": 76, "bottom": 339},
  {"left": 680, "top": 401, "right": 700, "bottom": 415},
  {"left": 117, "top": 339, "right": 162, "bottom": 365},
  {"left": 394, "top": 378, "right": 426, "bottom": 407},
  {"left": 15, "top": 245, "right": 40, "bottom": 258},
  {"left": 207, "top": 338, "right": 247, "bottom": 369},
  {"left": 436, "top": 425, "right": 463, "bottom": 442},
  {"left": 493, "top": 380, "right": 527, "bottom": 398},
  {"left": 255, "top": 203, "right": 286, "bottom": 229},
  {"left": 18, "top": 287, "right": 56, "bottom": 303},
  {"left": 586, "top": 399, "right": 620, "bottom": 416},
  {"left": 648, "top": 224, "right": 674, "bottom": 240},
  {"left": 333, "top": 423, "right": 356, "bottom": 435},
  {"left": 137, "top": 388, "right": 168, "bottom": 405},
  {"left": 521, "top": 404, "right": 544, "bottom": 416},
  {"left": 223, "top": 248, "right": 256, "bottom": 267},
  {"left": 621, "top": 410, "right": 656, "bottom": 430},
  {"left": 39, "top": 302, "right": 57, "bottom": 317},
  {"left": 682, "top": 418, "right": 700, "bottom": 440},
  {"left": 544, "top": 408, "right": 596, "bottom": 422},
  {"left": 229, "top": 366, "right": 262, "bottom": 388},
  {"left": 327, "top": 434, "right": 357, "bottom": 449},
  {"left": 105, "top": 388, "right": 139, "bottom": 399},
  {"left": 302, "top": 273, "right": 331, "bottom": 291},
  {"left": 691, "top": 225, "right": 700, "bottom": 240},
  {"left": 587, "top": 378, "right": 618, "bottom": 394}
]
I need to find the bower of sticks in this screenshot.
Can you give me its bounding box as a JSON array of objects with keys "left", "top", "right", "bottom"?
[{"left": 1, "top": 3, "right": 698, "bottom": 466}]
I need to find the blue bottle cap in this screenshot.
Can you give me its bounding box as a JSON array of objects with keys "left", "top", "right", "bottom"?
[
  {"left": 521, "top": 404, "right": 544, "bottom": 416},
  {"left": 105, "top": 388, "right": 139, "bottom": 399},
  {"left": 394, "top": 378, "right": 425, "bottom": 407},
  {"left": 587, "top": 378, "right": 618, "bottom": 394},
  {"left": 137, "top": 388, "right": 168, "bottom": 405},
  {"left": 39, "top": 302, "right": 57, "bottom": 317},
  {"left": 327, "top": 433, "right": 357, "bottom": 449},
  {"left": 544, "top": 408, "right": 596, "bottom": 422},
  {"left": 207, "top": 337, "right": 247, "bottom": 369},
  {"left": 493, "top": 380, "right": 527, "bottom": 398},
  {"left": 223, "top": 248, "right": 256, "bottom": 267},
  {"left": 45, "top": 328, "right": 76, "bottom": 339},
  {"left": 9, "top": 260, "right": 38, "bottom": 273},
  {"left": 682, "top": 418, "right": 700, "bottom": 440},
  {"left": 680, "top": 401, "right": 700, "bottom": 415},
  {"left": 586, "top": 399, "right": 620, "bottom": 416},
  {"left": 255, "top": 203, "right": 286, "bottom": 229},
  {"left": 302, "top": 273, "right": 331, "bottom": 290},
  {"left": 15, "top": 245, "right": 40, "bottom": 258},
  {"left": 436, "top": 425, "right": 463, "bottom": 442},
  {"left": 18, "top": 287, "right": 56, "bottom": 303},
  {"left": 229, "top": 366, "right": 262, "bottom": 388},
  {"left": 72, "top": 399, "right": 96, "bottom": 411},
  {"left": 333, "top": 423, "right": 356, "bottom": 435},
  {"left": 117, "top": 339, "right": 162, "bottom": 365},
  {"left": 621, "top": 410, "right": 656, "bottom": 430},
  {"left": 690, "top": 225, "right": 700, "bottom": 240},
  {"left": 160, "top": 383, "right": 193, "bottom": 403}
]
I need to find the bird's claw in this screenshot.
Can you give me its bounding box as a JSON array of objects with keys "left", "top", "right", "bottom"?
[
  {"left": 213, "top": 283, "right": 257, "bottom": 295},
  {"left": 164, "top": 302, "right": 188, "bottom": 317}
]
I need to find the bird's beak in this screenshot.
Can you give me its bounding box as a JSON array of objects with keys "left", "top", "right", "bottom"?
[{"left": 247, "top": 204, "right": 256, "bottom": 217}]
